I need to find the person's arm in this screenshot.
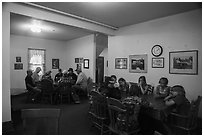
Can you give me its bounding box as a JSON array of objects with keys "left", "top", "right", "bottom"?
[
  {"left": 75, "top": 73, "right": 83, "bottom": 85},
  {"left": 164, "top": 94, "right": 173, "bottom": 101}
]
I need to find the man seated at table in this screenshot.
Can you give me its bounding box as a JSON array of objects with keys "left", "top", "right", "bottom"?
[
  {"left": 25, "top": 69, "right": 41, "bottom": 102},
  {"left": 42, "top": 70, "right": 53, "bottom": 83},
  {"left": 54, "top": 68, "right": 63, "bottom": 82},
  {"left": 67, "top": 68, "right": 77, "bottom": 84},
  {"left": 72, "top": 68, "right": 88, "bottom": 96},
  {"left": 103, "top": 78, "right": 121, "bottom": 100}
]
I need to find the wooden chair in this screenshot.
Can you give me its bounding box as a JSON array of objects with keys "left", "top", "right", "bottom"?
[
  {"left": 168, "top": 96, "right": 201, "bottom": 134},
  {"left": 21, "top": 108, "right": 61, "bottom": 135},
  {"left": 40, "top": 79, "right": 55, "bottom": 104},
  {"left": 88, "top": 91, "right": 109, "bottom": 134},
  {"left": 58, "top": 82, "right": 72, "bottom": 104},
  {"left": 107, "top": 97, "right": 140, "bottom": 135}
]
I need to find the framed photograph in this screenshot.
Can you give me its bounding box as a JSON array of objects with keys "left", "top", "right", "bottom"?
[
  {"left": 52, "top": 59, "right": 59, "bottom": 69},
  {"left": 16, "top": 56, "right": 21, "bottom": 62},
  {"left": 129, "top": 54, "right": 147, "bottom": 73},
  {"left": 169, "top": 50, "right": 198, "bottom": 75},
  {"left": 75, "top": 58, "right": 79, "bottom": 63},
  {"left": 152, "top": 57, "right": 164, "bottom": 68},
  {"left": 115, "top": 58, "right": 127, "bottom": 69},
  {"left": 84, "top": 59, "right": 89, "bottom": 69},
  {"left": 14, "top": 63, "right": 23, "bottom": 70}
]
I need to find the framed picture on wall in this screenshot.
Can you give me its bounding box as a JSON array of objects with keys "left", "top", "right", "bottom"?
[
  {"left": 152, "top": 57, "right": 164, "bottom": 68},
  {"left": 52, "top": 59, "right": 59, "bottom": 69},
  {"left": 16, "top": 56, "right": 21, "bottom": 62},
  {"left": 84, "top": 59, "right": 89, "bottom": 69},
  {"left": 14, "top": 63, "right": 23, "bottom": 70},
  {"left": 169, "top": 50, "right": 198, "bottom": 75},
  {"left": 129, "top": 54, "right": 147, "bottom": 73},
  {"left": 115, "top": 58, "right": 127, "bottom": 69}
]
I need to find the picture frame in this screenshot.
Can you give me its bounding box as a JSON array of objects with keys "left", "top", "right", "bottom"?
[
  {"left": 14, "top": 63, "right": 23, "bottom": 70},
  {"left": 75, "top": 58, "right": 79, "bottom": 63},
  {"left": 152, "top": 57, "right": 164, "bottom": 68},
  {"left": 169, "top": 50, "right": 198, "bottom": 75},
  {"left": 52, "top": 59, "right": 59, "bottom": 69},
  {"left": 16, "top": 56, "right": 21, "bottom": 62},
  {"left": 83, "top": 59, "right": 89, "bottom": 69},
  {"left": 115, "top": 58, "right": 127, "bottom": 69},
  {"left": 129, "top": 54, "right": 147, "bottom": 73}
]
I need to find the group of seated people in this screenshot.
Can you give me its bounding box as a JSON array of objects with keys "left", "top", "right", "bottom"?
[
  {"left": 97, "top": 75, "right": 190, "bottom": 116},
  {"left": 25, "top": 66, "right": 88, "bottom": 104}
]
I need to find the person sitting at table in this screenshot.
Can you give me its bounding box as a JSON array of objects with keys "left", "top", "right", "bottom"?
[
  {"left": 54, "top": 68, "right": 63, "bottom": 82},
  {"left": 25, "top": 69, "right": 41, "bottom": 102},
  {"left": 67, "top": 68, "right": 77, "bottom": 84},
  {"left": 118, "top": 78, "right": 130, "bottom": 99},
  {"left": 164, "top": 85, "right": 190, "bottom": 115},
  {"left": 131, "top": 76, "right": 152, "bottom": 97},
  {"left": 105, "top": 79, "right": 121, "bottom": 100},
  {"left": 110, "top": 75, "right": 119, "bottom": 88},
  {"left": 155, "top": 77, "right": 170, "bottom": 98},
  {"left": 32, "top": 67, "right": 42, "bottom": 85},
  {"left": 72, "top": 68, "right": 88, "bottom": 96},
  {"left": 42, "top": 70, "right": 53, "bottom": 83}
]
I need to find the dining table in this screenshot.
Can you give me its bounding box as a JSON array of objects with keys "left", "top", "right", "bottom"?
[{"left": 122, "top": 94, "right": 172, "bottom": 134}]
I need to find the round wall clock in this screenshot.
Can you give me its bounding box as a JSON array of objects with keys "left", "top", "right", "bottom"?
[{"left": 151, "top": 45, "right": 163, "bottom": 57}]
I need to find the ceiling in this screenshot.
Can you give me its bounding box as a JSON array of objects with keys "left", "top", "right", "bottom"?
[{"left": 10, "top": 2, "right": 201, "bottom": 41}]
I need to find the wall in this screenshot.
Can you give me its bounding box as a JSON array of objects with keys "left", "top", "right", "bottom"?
[
  {"left": 64, "top": 35, "right": 95, "bottom": 81},
  {"left": 108, "top": 9, "right": 202, "bottom": 115},
  {"left": 99, "top": 48, "right": 108, "bottom": 76},
  {"left": 10, "top": 35, "right": 67, "bottom": 91},
  {"left": 2, "top": 3, "right": 11, "bottom": 122}
]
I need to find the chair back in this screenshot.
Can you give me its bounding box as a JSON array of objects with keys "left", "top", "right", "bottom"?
[
  {"left": 89, "top": 91, "right": 108, "bottom": 118},
  {"left": 187, "top": 96, "right": 201, "bottom": 128},
  {"left": 21, "top": 108, "right": 61, "bottom": 135},
  {"left": 107, "top": 97, "right": 126, "bottom": 133}
]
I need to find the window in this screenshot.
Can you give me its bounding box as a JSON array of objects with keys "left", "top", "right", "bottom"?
[{"left": 28, "top": 48, "right": 46, "bottom": 75}]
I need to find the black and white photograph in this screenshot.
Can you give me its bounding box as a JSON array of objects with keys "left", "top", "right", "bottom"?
[
  {"left": 129, "top": 54, "right": 147, "bottom": 73},
  {"left": 169, "top": 50, "right": 198, "bottom": 74},
  {"left": 2, "top": 2, "right": 201, "bottom": 135}
]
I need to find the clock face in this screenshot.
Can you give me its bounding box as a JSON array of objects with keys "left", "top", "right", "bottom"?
[{"left": 152, "top": 45, "right": 163, "bottom": 57}]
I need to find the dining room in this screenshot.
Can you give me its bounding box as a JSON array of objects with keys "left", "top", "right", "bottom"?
[{"left": 2, "top": 2, "right": 202, "bottom": 135}]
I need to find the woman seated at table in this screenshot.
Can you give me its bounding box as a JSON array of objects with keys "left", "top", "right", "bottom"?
[
  {"left": 155, "top": 77, "right": 170, "bottom": 98},
  {"left": 164, "top": 85, "right": 190, "bottom": 115},
  {"left": 118, "top": 78, "right": 130, "bottom": 99},
  {"left": 130, "top": 76, "right": 152, "bottom": 97}
]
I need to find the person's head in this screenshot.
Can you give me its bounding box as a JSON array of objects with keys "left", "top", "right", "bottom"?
[
  {"left": 159, "top": 77, "right": 168, "bottom": 87},
  {"left": 68, "top": 68, "right": 74, "bottom": 73},
  {"left": 138, "top": 76, "right": 146, "bottom": 85},
  {"left": 118, "top": 78, "right": 126, "bottom": 87},
  {"left": 58, "top": 68, "right": 62, "bottom": 73},
  {"left": 171, "top": 85, "right": 186, "bottom": 97},
  {"left": 35, "top": 67, "right": 41, "bottom": 73},
  {"left": 27, "top": 69, "right": 33, "bottom": 76},
  {"left": 110, "top": 75, "right": 117, "bottom": 83}
]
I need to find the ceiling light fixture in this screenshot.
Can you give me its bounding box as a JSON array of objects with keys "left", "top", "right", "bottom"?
[{"left": 29, "top": 19, "right": 54, "bottom": 33}]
